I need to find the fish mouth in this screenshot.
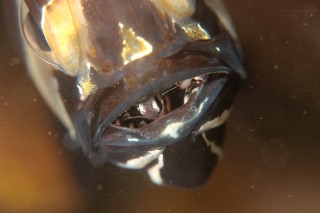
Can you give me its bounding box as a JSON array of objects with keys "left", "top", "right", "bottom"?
[
  {"left": 92, "top": 68, "right": 233, "bottom": 148},
  {"left": 112, "top": 74, "right": 218, "bottom": 128},
  {"left": 89, "top": 32, "right": 245, "bottom": 149}
]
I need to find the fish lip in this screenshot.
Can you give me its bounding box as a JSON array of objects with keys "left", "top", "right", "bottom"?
[{"left": 93, "top": 71, "right": 231, "bottom": 148}]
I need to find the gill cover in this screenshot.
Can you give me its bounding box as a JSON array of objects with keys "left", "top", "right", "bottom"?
[{"left": 20, "top": 0, "right": 246, "bottom": 187}]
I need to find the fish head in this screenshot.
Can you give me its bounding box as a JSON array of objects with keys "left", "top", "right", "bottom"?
[{"left": 20, "top": 0, "right": 245, "bottom": 187}]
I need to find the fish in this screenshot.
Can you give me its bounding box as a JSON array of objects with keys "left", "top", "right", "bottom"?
[{"left": 18, "top": 0, "right": 246, "bottom": 187}]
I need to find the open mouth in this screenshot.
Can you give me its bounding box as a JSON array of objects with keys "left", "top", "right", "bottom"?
[
  {"left": 92, "top": 70, "right": 231, "bottom": 148},
  {"left": 112, "top": 74, "right": 206, "bottom": 129}
]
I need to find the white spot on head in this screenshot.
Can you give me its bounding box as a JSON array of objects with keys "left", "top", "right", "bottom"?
[{"left": 119, "top": 22, "right": 153, "bottom": 65}]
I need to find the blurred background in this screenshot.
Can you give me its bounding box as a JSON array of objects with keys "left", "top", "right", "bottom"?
[{"left": 1, "top": 0, "right": 320, "bottom": 212}]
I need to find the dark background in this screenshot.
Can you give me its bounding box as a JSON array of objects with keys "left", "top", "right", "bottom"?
[{"left": 1, "top": 0, "right": 320, "bottom": 212}]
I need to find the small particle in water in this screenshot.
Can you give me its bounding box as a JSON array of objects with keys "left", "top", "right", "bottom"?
[
  {"left": 259, "top": 117, "right": 263, "bottom": 120},
  {"left": 48, "top": 131, "right": 52, "bottom": 135},
  {"left": 11, "top": 57, "right": 20, "bottom": 66},
  {"left": 33, "top": 99, "right": 37, "bottom": 102},
  {"left": 251, "top": 185, "right": 255, "bottom": 189},
  {"left": 303, "top": 22, "right": 307, "bottom": 26},
  {"left": 274, "top": 65, "right": 279, "bottom": 70},
  {"left": 289, "top": 195, "right": 292, "bottom": 198},
  {"left": 4, "top": 102, "right": 8, "bottom": 106},
  {"left": 302, "top": 110, "right": 307, "bottom": 114},
  {"left": 97, "top": 184, "right": 103, "bottom": 191}
]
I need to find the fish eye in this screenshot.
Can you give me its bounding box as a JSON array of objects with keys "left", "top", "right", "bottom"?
[{"left": 19, "top": 2, "right": 58, "bottom": 66}]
